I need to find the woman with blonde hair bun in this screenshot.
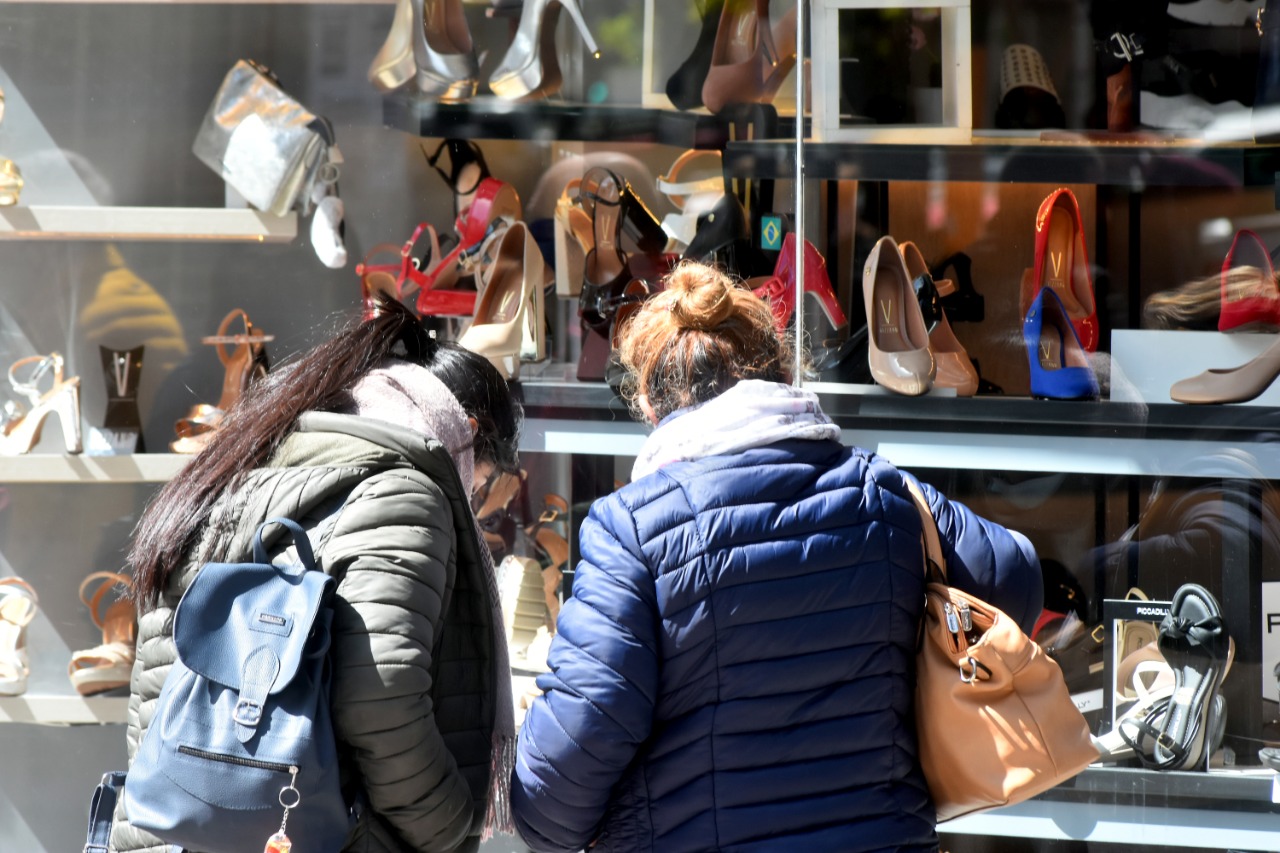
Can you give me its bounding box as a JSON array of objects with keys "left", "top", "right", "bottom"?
[{"left": 512, "top": 261, "right": 1043, "bottom": 853}]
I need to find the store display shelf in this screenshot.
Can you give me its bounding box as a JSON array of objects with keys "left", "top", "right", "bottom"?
[
  {"left": 945, "top": 768, "right": 1280, "bottom": 849},
  {"left": 0, "top": 695, "right": 127, "bottom": 725},
  {"left": 0, "top": 454, "right": 189, "bottom": 483},
  {"left": 384, "top": 96, "right": 734, "bottom": 149},
  {"left": 723, "top": 138, "right": 1280, "bottom": 189},
  {"left": 8, "top": 388, "right": 1274, "bottom": 482},
  {"left": 0, "top": 206, "right": 296, "bottom": 242},
  {"left": 518, "top": 376, "right": 1280, "bottom": 477}
]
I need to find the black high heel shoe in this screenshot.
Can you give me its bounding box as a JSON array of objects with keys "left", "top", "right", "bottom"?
[
  {"left": 930, "top": 251, "right": 984, "bottom": 323},
  {"left": 666, "top": 0, "right": 726, "bottom": 110},
  {"left": 683, "top": 193, "right": 769, "bottom": 278},
  {"left": 423, "top": 139, "right": 491, "bottom": 219}
]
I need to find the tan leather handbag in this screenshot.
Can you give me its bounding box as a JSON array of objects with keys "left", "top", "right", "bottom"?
[{"left": 907, "top": 480, "right": 1098, "bottom": 822}]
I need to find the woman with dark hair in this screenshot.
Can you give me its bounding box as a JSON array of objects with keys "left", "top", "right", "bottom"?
[
  {"left": 111, "top": 298, "right": 522, "bottom": 853},
  {"left": 511, "top": 261, "right": 1043, "bottom": 853}
]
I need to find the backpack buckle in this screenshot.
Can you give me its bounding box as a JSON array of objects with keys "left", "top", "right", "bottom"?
[{"left": 233, "top": 699, "right": 264, "bottom": 727}]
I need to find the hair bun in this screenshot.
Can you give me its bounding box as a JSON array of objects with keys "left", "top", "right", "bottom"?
[{"left": 664, "top": 262, "right": 736, "bottom": 331}]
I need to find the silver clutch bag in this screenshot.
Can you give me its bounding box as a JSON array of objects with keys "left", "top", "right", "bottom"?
[{"left": 192, "top": 60, "right": 335, "bottom": 217}]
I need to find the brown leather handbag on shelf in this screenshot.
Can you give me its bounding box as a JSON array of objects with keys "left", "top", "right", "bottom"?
[{"left": 906, "top": 479, "right": 1098, "bottom": 823}]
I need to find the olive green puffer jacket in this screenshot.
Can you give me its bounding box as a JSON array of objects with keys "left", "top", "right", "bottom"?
[{"left": 110, "top": 413, "right": 497, "bottom": 853}]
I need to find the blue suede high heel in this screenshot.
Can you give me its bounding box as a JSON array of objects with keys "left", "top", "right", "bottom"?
[{"left": 1024, "top": 288, "right": 1098, "bottom": 400}]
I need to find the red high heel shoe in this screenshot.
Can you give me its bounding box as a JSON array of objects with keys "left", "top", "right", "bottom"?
[
  {"left": 1218, "top": 229, "right": 1280, "bottom": 331},
  {"left": 356, "top": 178, "right": 521, "bottom": 319},
  {"left": 751, "top": 233, "right": 847, "bottom": 335},
  {"left": 357, "top": 223, "right": 474, "bottom": 319},
  {"left": 1031, "top": 188, "right": 1098, "bottom": 352}
]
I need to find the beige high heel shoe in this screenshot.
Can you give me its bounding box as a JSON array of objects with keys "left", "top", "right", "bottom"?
[
  {"left": 0, "top": 578, "right": 38, "bottom": 696},
  {"left": 863, "top": 236, "right": 935, "bottom": 396},
  {"left": 68, "top": 572, "right": 136, "bottom": 696},
  {"left": 900, "top": 241, "right": 978, "bottom": 397},
  {"left": 1, "top": 353, "right": 82, "bottom": 455},
  {"left": 458, "top": 222, "right": 551, "bottom": 379}
]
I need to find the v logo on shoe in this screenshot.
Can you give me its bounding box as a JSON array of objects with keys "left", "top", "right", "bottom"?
[
  {"left": 1050, "top": 252, "right": 1064, "bottom": 281},
  {"left": 879, "top": 300, "right": 893, "bottom": 326}
]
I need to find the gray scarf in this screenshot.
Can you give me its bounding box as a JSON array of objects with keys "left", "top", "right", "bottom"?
[{"left": 348, "top": 360, "right": 515, "bottom": 840}]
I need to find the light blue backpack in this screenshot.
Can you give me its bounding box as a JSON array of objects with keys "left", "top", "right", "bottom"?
[{"left": 123, "top": 517, "right": 356, "bottom": 852}]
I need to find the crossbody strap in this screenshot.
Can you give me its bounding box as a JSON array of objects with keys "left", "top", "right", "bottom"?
[{"left": 904, "top": 477, "right": 947, "bottom": 584}]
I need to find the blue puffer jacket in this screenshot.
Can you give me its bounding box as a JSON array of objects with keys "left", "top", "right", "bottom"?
[{"left": 512, "top": 438, "right": 1042, "bottom": 853}]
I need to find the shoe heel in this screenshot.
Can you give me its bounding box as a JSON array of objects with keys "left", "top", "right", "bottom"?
[
  {"left": 55, "top": 382, "right": 83, "bottom": 454},
  {"left": 558, "top": 0, "right": 599, "bottom": 58},
  {"left": 554, "top": 213, "right": 584, "bottom": 298}
]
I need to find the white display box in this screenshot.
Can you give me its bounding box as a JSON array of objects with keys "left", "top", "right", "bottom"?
[
  {"left": 810, "top": 0, "right": 972, "bottom": 143},
  {"left": 1111, "top": 330, "right": 1280, "bottom": 407}
]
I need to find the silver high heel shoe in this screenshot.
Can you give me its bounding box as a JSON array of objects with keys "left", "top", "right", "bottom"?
[
  {"left": 489, "top": 0, "right": 599, "bottom": 101},
  {"left": 373, "top": 0, "right": 478, "bottom": 100},
  {"left": 368, "top": 0, "right": 417, "bottom": 93}
]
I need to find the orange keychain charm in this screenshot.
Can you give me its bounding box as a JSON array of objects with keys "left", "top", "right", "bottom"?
[
  {"left": 265, "top": 767, "right": 301, "bottom": 853},
  {"left": 264, "top": 831, "right": 292, "bottom": 853}
]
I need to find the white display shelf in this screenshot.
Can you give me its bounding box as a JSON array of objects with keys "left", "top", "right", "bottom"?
[
  {"left": 0, "top": 206, "right": 296, "bottom": 242},
  {"left": 0, "top": 694, "right": 127, "bottom": 725},
  {"left": 946, "top": 795, "right": 1280, "bottom": 851},
  {"left": 0, "top": 454, "right": 189, "bottom": 483}
]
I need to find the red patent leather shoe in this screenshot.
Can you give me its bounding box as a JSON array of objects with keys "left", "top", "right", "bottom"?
[
  {"left": 1218, "top": 229, "right": 1280, "bottom": 332},
  {"left": 751, "top": 233, "right": 847, "bottom": 335},
  {"left": 1032, "top": 188, "right": 1098, "bottom": 352}
]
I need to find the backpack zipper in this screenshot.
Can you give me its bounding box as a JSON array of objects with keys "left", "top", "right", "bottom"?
[{"left": 178, "top": 745, "right": 297, "bottom": 775}]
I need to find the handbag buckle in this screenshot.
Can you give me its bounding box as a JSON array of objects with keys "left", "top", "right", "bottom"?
[
  {"left": 959, "top": 655, "right": 982, "bottom": 684},
  {"left": 233, "top": 699, "right": 264, "bottom": 727}
]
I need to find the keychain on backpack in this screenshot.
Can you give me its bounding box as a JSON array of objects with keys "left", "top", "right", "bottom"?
[{"left": 264, "top": 767, "right": 301, "bottom": 853}]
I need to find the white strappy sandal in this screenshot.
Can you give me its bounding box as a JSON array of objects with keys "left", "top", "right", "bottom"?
[{"left": 0, "top": 578, "right": 39, "bottom": 696}]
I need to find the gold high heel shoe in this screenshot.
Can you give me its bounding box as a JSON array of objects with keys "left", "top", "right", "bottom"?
[
  {"left": 489, "top": 0, "right": 600, "bottom": 101},
  {"left": 458, "top": 221, "right": 551, "bottom": 379},
  {"left": 554, "top": 180, "right": 594, "bottom": 297},
  {"left": 1, "top": 353, "right": 82, "bottom": 455},
  {"left": 171, "top": 309, "right": 271, "bottom": 454}
]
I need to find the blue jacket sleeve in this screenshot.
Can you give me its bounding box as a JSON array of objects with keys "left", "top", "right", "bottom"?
[
  {"left": 510, "top": 491, "right": 660, "bottom": 853},
  {"left": 910, "top": 474, "right": 1044, "bottom": 635}
]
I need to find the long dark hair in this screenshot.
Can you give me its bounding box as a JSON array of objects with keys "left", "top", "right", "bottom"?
[{"left": 129, "top": 298, "right": 521, "bottom": 607}]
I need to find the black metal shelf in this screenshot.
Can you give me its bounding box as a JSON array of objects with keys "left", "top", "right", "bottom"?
[
  {"left": 723, "top": 138, "right": 1280, "bottom": 190},
  {"left": 383, "top": 96, "right": 737, "bottom": 149},
  {"left": 517, "top": 374, "right": 1280, "bottom": 444}
]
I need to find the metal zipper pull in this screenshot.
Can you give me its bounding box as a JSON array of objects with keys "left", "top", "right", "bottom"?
[
  {"left": 959, "top": 602, "right": 973, "bottom": 633},
  {"left": 944, "top": 602, "right": 960, "bottom": 635}
]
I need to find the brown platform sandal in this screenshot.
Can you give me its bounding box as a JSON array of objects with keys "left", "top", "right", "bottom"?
[{"left": 68, "top": 572, "right": 136, "bottom": 696}]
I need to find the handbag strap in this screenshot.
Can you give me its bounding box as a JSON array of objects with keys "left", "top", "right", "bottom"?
[
  {"left": 83, "top": 771, "right": 126, "bottom": 853},
  {"left": 904, "top": 477, "right": 947, "bottom": 584}
]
